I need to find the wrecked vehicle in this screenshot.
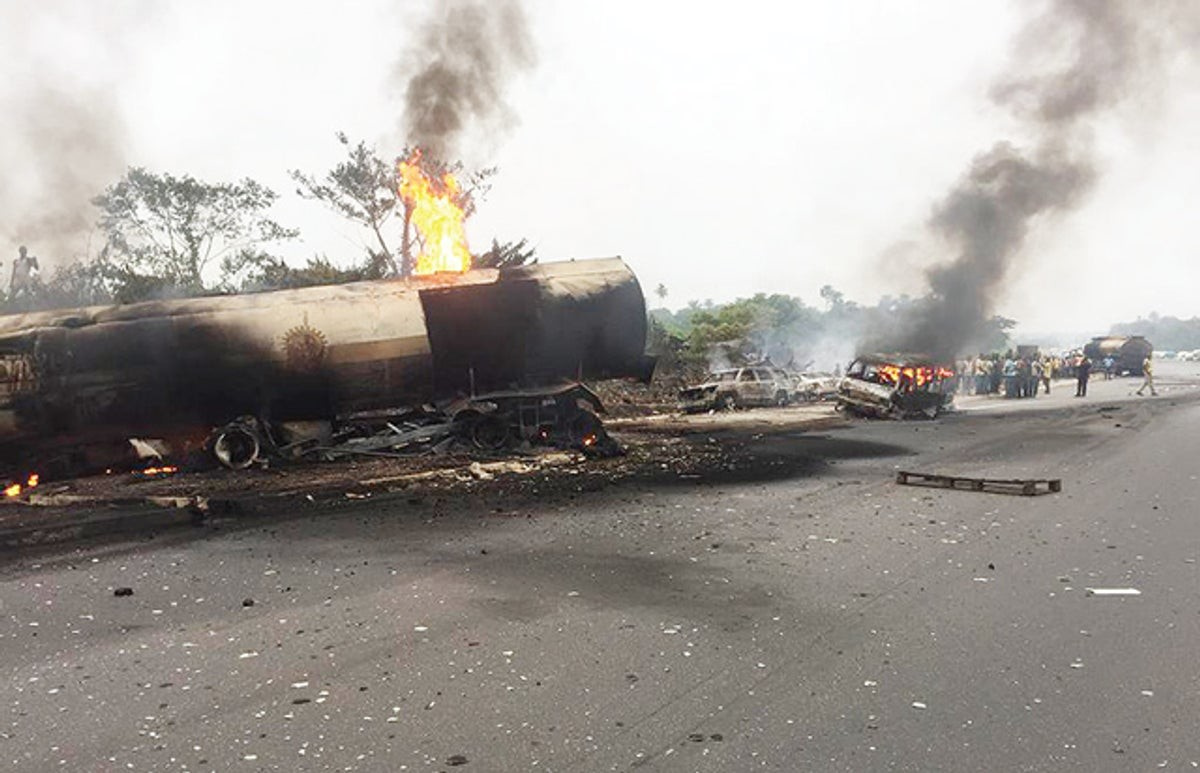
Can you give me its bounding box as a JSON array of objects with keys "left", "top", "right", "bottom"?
[
  {"left": 1083, "top": 335, "right": 1153, "bottom": 375},
  {"left": 0, "top": 258, "right": 653, "bottom": 477},
  {"left": 679, "top": 366, "right": 792, "bottom": 412},
  {"left": 792, "top": 371, "right": 840, "bottom": 402},
  {"left": 836, "top": 355, "right": 955, "bottom": 419}
]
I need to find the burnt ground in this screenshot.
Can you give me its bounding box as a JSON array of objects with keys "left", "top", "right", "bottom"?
[
  {"left": 0, "top": 404, "right": 859, "bottom": 551},
  {"left": 3, "top": 361, "right": 1196, "bottom": 552},
  {"left": 3, "top": 366, "right": 1200, "bottom": 771}
]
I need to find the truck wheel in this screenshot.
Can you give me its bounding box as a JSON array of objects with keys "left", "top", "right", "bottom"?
[
  {"left": 470, "top": 415, "right": 510, "bottom": 451},
  {"left": 568, "top": 410, "right": 603, "bottom": 448}
]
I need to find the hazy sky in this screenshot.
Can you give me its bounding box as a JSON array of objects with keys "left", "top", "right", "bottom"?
[{"left": 1, "top": 0, "right": 1197, "bottom": 335}]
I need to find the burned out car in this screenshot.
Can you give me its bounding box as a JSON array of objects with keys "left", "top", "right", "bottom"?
[
  {"left": 792, "top": 371, "right": 840, "bottom": 402},
  {"left": 679, "top": 367, "right": 792, "bottom": 412},
  {"left": 836, "top": 355, "right": 955, "bottom": 419}
]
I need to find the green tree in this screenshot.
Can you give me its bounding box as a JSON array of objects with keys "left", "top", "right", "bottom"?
[
  {"left": 685, "top": 294, "right": 821, "bottom": 366},
  {"left": 471, "top": 237, "right": 536, "bottom": 269},
  {"left": 93, "top": 167, "right": 297, "bottom": 296},
  {"left": 293, "top": 133, "right": 501, "bottom": 277},
  {"left": 291, "top": 133, "right": 403, "bottom": 276}
]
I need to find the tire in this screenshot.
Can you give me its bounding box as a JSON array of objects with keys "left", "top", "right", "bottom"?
[
  {"left": 717, "top": 393, "right": 738, "bottom": 411},
  {"left": 568, "top": 410, "right": 603, "bottom": 448},
  {"left": 775, "top": 391, "right": 791, "bottom": 407},
  {"left": 470, "top": 414, "right": 510, "bottom": 451}
]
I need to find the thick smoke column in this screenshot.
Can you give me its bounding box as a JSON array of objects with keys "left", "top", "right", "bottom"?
[
  {"left": 2, "top": 86, "right": 127, "bottom": 264},
  {"left": 881, "top": 0, "right": 1194, "bottom": 359},
  {"left": 0, "top": 3, "right": 137, "bottom": 271},
  {"left": 399, "top": 0, "right": 536, "bottom": 160}
]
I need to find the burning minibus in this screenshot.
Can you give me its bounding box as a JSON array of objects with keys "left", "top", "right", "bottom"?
[{"left": 836, "top": 354, "right": 955, "bottom": 419}]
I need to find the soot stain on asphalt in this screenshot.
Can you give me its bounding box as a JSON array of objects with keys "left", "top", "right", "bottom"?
[
  {"left": 639, "top": 433, "right": 915, "bottom": 488},
  {"left": 462, "top": 548, "right": 819, "bottom": 632}
]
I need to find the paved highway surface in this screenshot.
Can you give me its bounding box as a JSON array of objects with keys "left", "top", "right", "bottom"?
[{"left": 3, "top": 365, "right": 1199, "bottom": 771}]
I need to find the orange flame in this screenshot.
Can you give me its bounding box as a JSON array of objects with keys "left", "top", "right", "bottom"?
[
  {"left": 397, "top": 150, "right": 471, "bottom": 275},
  {"left": 4, "top": 472, "right": 39, "bottom": 498},
  {"left": 877, "top": 364, "right": 954, "bottom": 389},
  {"left": 139, "top": 466, "right": 178, "bottom": 476}
]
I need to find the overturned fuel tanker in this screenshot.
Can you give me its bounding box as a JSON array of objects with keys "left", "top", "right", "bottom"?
[{"left": 0, "top": 257, "right": 654, "bottom": 476}]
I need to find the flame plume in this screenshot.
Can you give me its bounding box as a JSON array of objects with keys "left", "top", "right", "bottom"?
[{"left": 397, "top": 150, "right": 471, "bottom": 275}]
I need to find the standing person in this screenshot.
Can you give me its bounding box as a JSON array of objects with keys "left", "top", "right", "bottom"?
[
  {"left": 9, "top": 246, "right": 39, "bottom": 299},
  {"left": 1041, "top": 356, "right": 1053, "bottom": 394},
  {"left": 1136, "top": 355, "right": 1157, "bottom": 396},
  {"left": 1003, "top": 356, "right": 1018, "bottom": 398},
  {"left": 958, "top": 358, "right": 972, "bottom": 395},
  {"left": 1031, "top": 358, "right": 1044, "bottom": 396},
  {"left": 1103, "top": 355, "right": 1114, "bottom": 380},
  {"left": 1075, "top": 355, "right": 1092, "bottom": 397}
]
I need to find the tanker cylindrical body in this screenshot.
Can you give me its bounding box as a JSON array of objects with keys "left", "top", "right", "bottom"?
[
  {"left": 0, "top": 257, "right": 651, "bottom": 463},
  {"left": 1083, "top": 335, "right": 1153, "bottom": 375}
]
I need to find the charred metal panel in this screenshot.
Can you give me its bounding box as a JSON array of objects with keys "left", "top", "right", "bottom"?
[
  {"left": 420, "top": 258, "right": 651, "bottom": 394},
  {"left": 420, "top": 279, "right": 542, "bottom": 393},
  {"left": 0, "top": 257, "right": 651, "bottom": 466}
]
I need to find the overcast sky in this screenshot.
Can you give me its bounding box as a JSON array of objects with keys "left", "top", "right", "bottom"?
[{"left": 1, "top": 0, "right": 1197, "bottom": 336}]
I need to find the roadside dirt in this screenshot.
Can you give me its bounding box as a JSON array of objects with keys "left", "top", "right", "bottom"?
[{"left": 0, "top": 404, "right": 857, "bottom": 546}]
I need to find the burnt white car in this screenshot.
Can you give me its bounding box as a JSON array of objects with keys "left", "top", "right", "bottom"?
[
  {"left": 679, "top": 367, "right": 793, "bottom": 412},
  {"left": 792, "top": 371, "right": 840, "bottom": 402}
]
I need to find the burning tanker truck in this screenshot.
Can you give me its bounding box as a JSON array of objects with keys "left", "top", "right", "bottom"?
[{"left": 0, "top": 257, "right": 653, "bottom": 478}]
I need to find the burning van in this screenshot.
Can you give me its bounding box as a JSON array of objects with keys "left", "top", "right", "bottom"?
[{"left": 836, "top": 354, "right": 955, "bottom": 419}]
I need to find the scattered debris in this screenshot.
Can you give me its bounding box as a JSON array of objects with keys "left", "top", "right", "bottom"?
[
  {"left": 895, "top": 470, "right": 1062, "bottom": 496},
  {"left": 1085, "top": 587, "right": 1142, "bottom": 597}
]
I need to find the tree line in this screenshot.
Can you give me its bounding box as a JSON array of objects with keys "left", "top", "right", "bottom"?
[
  {"left": 647, "top": 286, "right": 1015, "bottom": 376},
  {"left": 1110, "top": 313, "right": 1200, "bottom": 352},
  {"left": 2, "top": 134, "right": 535, "bottom": 313}
]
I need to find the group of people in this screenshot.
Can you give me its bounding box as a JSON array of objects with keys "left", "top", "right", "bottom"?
[
  {"left": 955, "top": 351, "right": 1156, "bottom": 399},
  {"left": 957, "top": 353, "right": 1061, "bottom": 399}
]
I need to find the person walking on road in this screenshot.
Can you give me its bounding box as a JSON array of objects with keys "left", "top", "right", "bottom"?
[
  {"left": 1136, "top": 355, "right": 1157, "bottom": 396},
  {"left": 1075, "top": 355, "right": 1092, "bottom": 397}
]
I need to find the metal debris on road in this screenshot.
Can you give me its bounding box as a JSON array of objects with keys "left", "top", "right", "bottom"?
[{"left": 1085, "top": 587, "right": 1142, "bottom": 597}]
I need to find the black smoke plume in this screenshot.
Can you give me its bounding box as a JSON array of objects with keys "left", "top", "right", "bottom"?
[
  {"left": 876, "top": 0, "right": 1195, "bottom": 360},
  {"left": 398, "top": 0, "right": 536, "bottom": 160}
]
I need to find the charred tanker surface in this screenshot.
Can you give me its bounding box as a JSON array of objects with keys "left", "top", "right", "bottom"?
[
  {"left": 0, "top": 257, "right": 651, "bottom": 471},
  {"left": 1083, "top": 335, "right": 1153, "bottom": 376}
]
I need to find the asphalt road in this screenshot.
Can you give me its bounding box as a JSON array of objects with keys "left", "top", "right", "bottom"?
[{"left": 3, "top": 366, "right": 1200, "bottom": 772}]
